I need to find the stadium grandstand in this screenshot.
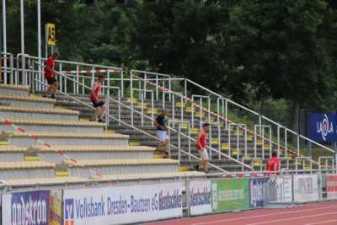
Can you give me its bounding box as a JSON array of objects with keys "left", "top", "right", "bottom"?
[{"left": 1, "top": 0, "right": 337, "bottom": 225}]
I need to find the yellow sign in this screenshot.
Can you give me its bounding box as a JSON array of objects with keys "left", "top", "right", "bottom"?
[{"left": 47, "top": 23, "right": 56, "bottom": 46}]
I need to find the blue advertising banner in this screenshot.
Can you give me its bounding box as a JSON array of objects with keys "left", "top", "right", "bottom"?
[
  {"left": 308, "top": 112, "right": 337, "bottom": 143},
  {"left": 2, "top": 190, "right": 49, "bottom": 225},
  {"left": 250, "top": 177, "right": 270, "bottom": 208}
]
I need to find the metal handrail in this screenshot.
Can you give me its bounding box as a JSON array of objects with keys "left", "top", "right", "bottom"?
[
  {"left": 28, "top": 63, "right": 231, "bottom": 173},
  {"left": 131, "top": 70, "right": 334, "bottom": 168}
]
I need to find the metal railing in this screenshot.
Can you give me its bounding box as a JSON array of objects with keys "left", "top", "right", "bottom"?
[
  {"left": 130, "top": 70, "right": 334, "bottom": 165},
  {"left": 21, "top": 59, "right": 247, "bottom": 173},
  {"left": 5, "top": 53, "right": 333, "bottom": 172}
]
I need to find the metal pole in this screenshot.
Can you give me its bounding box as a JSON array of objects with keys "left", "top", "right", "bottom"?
[
  {"left": 20, "top": 0, "right": 25, "bottom": 53},
  {"left": 218, "top": 124, "right": 221, "bottom": 160},
  {"left": 2, "top": 0, "right": 6, "bottom": 53},
  {"left": 37, "top": 0, "right": 42, "bottom": 91}
]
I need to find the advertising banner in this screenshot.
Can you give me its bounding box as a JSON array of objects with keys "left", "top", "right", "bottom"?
[
  {"left": 250, "top": 177, "right": 270, "bottom": 208},
  {"left": 307, "top": 112, "right": 337, "bottom": 143},
  {"left": 211, "top": 178, "right": 249, "bottom": 213},
  {"left": 326, "top": 174, "right": 337, "bottom": 200},
  {"left": 266, "top": 175, "right": 292, "bottom": 203},
  {"left": 49, "top": 190, "right": 62, "bottom": 225},
  {"left": 63, "top": 182, "right": 183, "bottom": 225},
  {"left": 2, "top": 190, "right": 50, "bottom": 225},
  {"left": 294, "top": 174, "right": 319, "bottom": 202},
  {"left": 189, "top": 180, "right": 212, "bottom": 216}
]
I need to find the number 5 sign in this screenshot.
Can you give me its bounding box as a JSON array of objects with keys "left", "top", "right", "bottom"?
[{"left": 46, "top": 23, "right": 56, "bottom": 46}]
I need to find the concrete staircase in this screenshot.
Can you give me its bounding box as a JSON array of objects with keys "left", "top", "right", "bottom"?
[
  {"left": 55, "top": 95, "right": 304, "bottom": 173},
  {"left": 0, "top": 85, "right": 203, "bottom": 184}
]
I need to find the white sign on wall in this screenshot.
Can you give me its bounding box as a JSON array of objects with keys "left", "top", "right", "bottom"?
[
  {"left": 63, "top": 182, "right": 183, "bottom": 225},
  {"left": 293, "top": 174, "right": 319, "bottom": 203},
  {"left": 189, "top": 180, "right": 212, "bottom": 215},
  {"left": 267, "top": 175, "right": 293, "bottom": 203}
]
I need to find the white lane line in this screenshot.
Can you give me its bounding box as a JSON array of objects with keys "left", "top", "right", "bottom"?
[
  {"left": 246, "top": 212, "right": 337, "bottom": 225},
  {"left": 305, "top": 219, "right": 337, "bottom": 225},
  {"left": 192, "top": 205, "right": 337, "bottom": 225}
]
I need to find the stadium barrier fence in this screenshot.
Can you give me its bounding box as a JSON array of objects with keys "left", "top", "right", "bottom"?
[{"left": 1, "top": 172, "right": 337, "bottom": 225}]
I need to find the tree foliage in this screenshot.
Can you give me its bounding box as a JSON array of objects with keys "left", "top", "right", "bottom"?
[{"left": 4, "top": 0, "right": 337, "bottom": 123}]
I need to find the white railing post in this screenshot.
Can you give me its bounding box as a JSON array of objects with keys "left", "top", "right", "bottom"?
[
  {"left": 224, "top": 99, "right": 228, "bottom": 130},
  {"left": 269, "top": 126, "right": 272, "bottom": 158},
  {"left": 156, "top": 75, "right": 159, "bottom": 100},
  {"left": 75, "top": 65, "right": 79, "bottom": 95},
  {"left": 218, "top": 124, "right": 221, "bottom": 160},
  {"left": 168, "top": 123, "right": 171, "bottom": 158},
  {"left": 217, "top": 98, "right": 220, "bottom": 125},
  {"left": 285, "top": 128, "right": 288, "bottom": 158},
  {"left": 277, "top": 125, "right": 281, "bottom": 157},
  {"left": 199, "top": 98, "right": 202, "bottom": 128},
  {"left": 244, "top": 125, "right": 248, "bottom": 158},
  {"left": 188, "top": 124, "right": 191, "bottom": 161},
  {"left": 59, "top": 63, "right": 63, "bottom": 92},
  {"left": 130, "top": 72, "right": 134, "bottom": 127},
  {"left": 178, "top": 124, "right": 181, "bottom": 163},
  {"left": 297, "top": 134, "right": 300, "bottom": 157},
  {"left": 121, "top": 69, "right": 124, "bottom": 97},
  {"left": 172, "top": 95, "right": 175, "bottom": 128},
  {"left": 118, "top": 89, "right": 121, "bottom": 126},
  {"left": 209, "top": 124, "right": 213, "bottom": 159},
  {"left": 162, "top": 80, "right": 165, "bottom": 109},
  {"left": 228, "top": 123, "right": 232, "bottom": 157},
  {"left": 141, "top": 90, "right": 144, "bottom": 127},
  {"left": 151, "top": 91, "right": 154, "bottom": 126},
  {"left": 254, "top": 125, "right": 257, "bottom": 159},
  {"left": 191, "top": 97, "right": 195, "bottom": 128},
  {"left": 130, "top": 71, "right": 133, "bottom": 100},
  {"left": 236, "top": 125, "right": 240, "bottom": 160},
  {"left": 180, "top": 95, "right": 184, "bottom": 124},
  {"left": 262, "top": 125, "right": 265, "bottom": 159},
  {"left": 168, "top": 76, "right": 172, "bottom": 102},
  {"left": 208, "top": 97, "right": 211, "bottom": 124},
  {"left": 144, "top": 73, "right": 147, "bottom": 95}
]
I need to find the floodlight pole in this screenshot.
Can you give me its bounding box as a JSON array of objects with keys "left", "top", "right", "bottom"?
[
  {"left": 20, "top": 0, "right": 24, "bottom": 53},
  {"left": 37, "top": 0, "right": 42, "bottom": 90},
  {"left": 2, "top": 0, "right": 6, "bottom": 53}
]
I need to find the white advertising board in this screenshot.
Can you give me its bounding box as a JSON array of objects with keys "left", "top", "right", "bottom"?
[
  {"left": 189, "top": 179, "right": 212, "bottom": 215},
  {"left": 267, "top": 175, "right": 293, "bottom": 203},
  {"left": 294, "top": 174, "right": 319, "bottom": 203},
  {"left": 63, "top": 181, "right": 183, "bottom": 225}
]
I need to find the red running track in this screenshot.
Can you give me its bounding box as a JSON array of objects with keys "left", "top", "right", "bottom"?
[{"left": 144, "top": 201, "right": 337, "bottom": 225}]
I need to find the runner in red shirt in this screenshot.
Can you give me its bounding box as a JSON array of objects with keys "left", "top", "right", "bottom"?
[
  {"left": 43, "top": 52, "right": 58, "bottom": 98},
  {"left": 196, "top": 123, "right": 209, "bottom": 173},
  {"left": 266, "top": 152, "right": 281, "bottom": 174},
  {"left": 90, "top": 74, "right": 105, "bottom": 122}
]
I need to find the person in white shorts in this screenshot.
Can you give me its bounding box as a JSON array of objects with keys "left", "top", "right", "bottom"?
[
  {"left": 154, "top": 109, "right": 169, "bottom": 157},
  {"left": 196, "top": 123, "right": 209, "bottom": 172}
]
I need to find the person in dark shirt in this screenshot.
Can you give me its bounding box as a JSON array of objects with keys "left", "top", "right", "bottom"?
[{"left": 154, "top": 109, "right": 169, "bottom": 158}]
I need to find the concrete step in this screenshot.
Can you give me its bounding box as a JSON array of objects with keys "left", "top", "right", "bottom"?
[
  {"left": 0, "top": 118, "right": 105, "bottom": 133},
  {"left": 3, "top": 171, "right": 205, "bottom": 187},
  {"left": 0, "top": 95, "right": 55, "bottom": 109},
  {"left": 0, "top": 145, "right": 155, "bottom": 162},
  {"left": 0, "top": 106, "right": 79, "bottom": 121},
  {"left": 0, "top": 161, "right": 55, "bottom": 179},
  {"left": 66, "top": 158, "right": 179, "bottom": 177},
  {"left": 0, "top": 84, "right": 30, "bottom": 96},
  {"left": 8, "top": 131, "right": 129, "bottom": 146}
]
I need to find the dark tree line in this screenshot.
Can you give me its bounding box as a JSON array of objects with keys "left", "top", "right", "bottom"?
[{"left": 4, "top": 0, "right": 337, "bottom": 129}]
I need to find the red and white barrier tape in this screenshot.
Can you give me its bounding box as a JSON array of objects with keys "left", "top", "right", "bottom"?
[{"left": 3, "top": 118, "right": 103, "bottom": 178}]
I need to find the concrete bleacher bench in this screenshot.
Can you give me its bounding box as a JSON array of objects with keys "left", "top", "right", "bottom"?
[{"left": 0, "top": 84, "right": 198, "bottom": 186}]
